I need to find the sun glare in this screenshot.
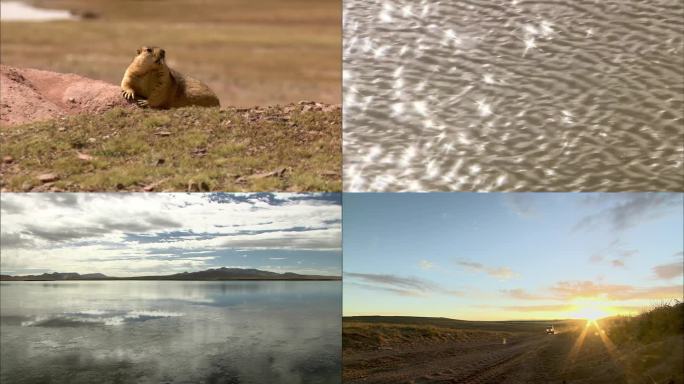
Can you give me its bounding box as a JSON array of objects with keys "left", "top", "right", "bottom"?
[
  {"left": 569, "top": 298, "right": 612, "bottom": 321},
  {"left": 575, "top": 307, "right": 608, "bottom": 321}
]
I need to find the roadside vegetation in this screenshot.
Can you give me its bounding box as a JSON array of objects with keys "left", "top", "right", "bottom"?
[
  {"left": 0, "top": 103, "right": 341, "bottom": 191},
  {"left": 605, "top": 300, "right": 683, "bottom": 345},
  {"left": 601, "top": 301, "right": 683, "bottom": 384}
]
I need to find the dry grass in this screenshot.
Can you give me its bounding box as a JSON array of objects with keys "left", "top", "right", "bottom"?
[
  {"left": 343, "top": 320, "right": 517, "bottom": 351},
  {"left": 604, "top": 300, "right": 683, "bottom": 345},
  {"left": 0, "top": 0, "right": 340, "bottom": 107},
  {"left": 600, "top": 301, "right": 684, "bottom": 384},
  {"left": 0, "top": 104, "right": 341, "bottom": 191}
]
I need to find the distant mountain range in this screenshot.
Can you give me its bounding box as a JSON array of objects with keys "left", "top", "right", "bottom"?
[{"left": 0, "top": 268, "right": 340, "bottom": 281}]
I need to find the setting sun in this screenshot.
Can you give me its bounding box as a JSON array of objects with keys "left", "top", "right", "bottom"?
[
  {"left": 575, "top": 307, "right": 608, "bottom": 321},
  {"left": 569, "top": 298, "right": 613, "bottom": 321}
]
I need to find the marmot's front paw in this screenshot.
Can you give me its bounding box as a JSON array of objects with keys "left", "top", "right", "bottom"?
[
  {"left": 137, "top": 99, "right": 149, "bottom": 108},
  {"left": 121, "top": 89, "right": 135, "bottom": 100}
]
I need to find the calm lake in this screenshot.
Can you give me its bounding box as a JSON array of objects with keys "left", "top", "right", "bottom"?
[{"left": 0, "top": 281, "right": 341, "bottom": 384}]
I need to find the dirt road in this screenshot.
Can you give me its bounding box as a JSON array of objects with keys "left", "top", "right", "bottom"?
[{"left": 344, "top": 325, "right": 630, "bottom": 384}]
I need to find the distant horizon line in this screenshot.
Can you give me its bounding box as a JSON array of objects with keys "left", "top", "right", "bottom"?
[
  {"left": 1, "top": 278, "right": 341, "bottom": 281},
  {"left": 0, "top": 267, "right": 341, "bottom": 281},
  {"left": 342, "top": 314, "right": 613, "bottom": 322}
]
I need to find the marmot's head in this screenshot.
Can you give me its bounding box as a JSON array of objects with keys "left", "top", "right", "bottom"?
[{"left": 133, "top": 46, "right": 166, "bottom": 69}]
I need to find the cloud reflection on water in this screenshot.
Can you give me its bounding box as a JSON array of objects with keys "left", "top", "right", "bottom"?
[{"left": 1, "top": 281, "right": 341, "bottom": 384}]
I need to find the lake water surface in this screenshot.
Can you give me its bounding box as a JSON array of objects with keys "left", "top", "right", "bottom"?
[
  {"left": 343, "top": 0, "right": 684, "bottom": 192},
  {"left": 0, "top": 281, "right": 341, "bottom": 384}
]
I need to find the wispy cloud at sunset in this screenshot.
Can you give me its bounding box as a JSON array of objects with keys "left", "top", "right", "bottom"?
[{"left": 344, "top": 193, "right": 683, "bottom": 320}]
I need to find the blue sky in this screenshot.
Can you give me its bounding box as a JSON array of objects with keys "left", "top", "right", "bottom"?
[
  {"left": 1, "top": 193, "right": 341, "bottom": 277},
  {"left": 344, "top": 193, "right": 683, "bottom": 320}
]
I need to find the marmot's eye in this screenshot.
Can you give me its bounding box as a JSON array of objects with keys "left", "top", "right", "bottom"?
[{"left": 146, "top": 48, "right": 152, "bottom": 53}]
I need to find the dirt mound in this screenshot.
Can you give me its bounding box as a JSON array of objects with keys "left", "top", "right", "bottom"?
[{"left": 0, "top": 65, "right": 134, "bottom": 126}]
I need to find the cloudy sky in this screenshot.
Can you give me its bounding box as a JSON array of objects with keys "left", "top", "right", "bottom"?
[
  {"left": 1, "top": 193, "right": 341, "bottom": 277},
  {"left": 344, "top": 193, "right": 683, "bottom": 320}
]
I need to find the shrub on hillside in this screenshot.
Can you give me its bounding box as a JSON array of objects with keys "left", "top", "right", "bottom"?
[{"left": 607, "top": 301, "right": 683, "bottom": 345}]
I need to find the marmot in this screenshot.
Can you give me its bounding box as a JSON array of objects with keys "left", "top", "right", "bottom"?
[{"left": 121, "top": 46, "right": 220, "bottom": 108}]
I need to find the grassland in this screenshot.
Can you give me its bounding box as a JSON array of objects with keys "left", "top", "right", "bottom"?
[
  {"left": 343, "top": 316, "right": 580, "bottom": 351},
  {"left": 344, "top": 321, "right": 515, "bottom": 352},
  {"left": 0, "top": 104, "right": 341, "bottom": 191},
  {"left": 344, "top": 315, "right": 579, "bottom": 332},
  {"left": 0, "top": 0, "right": 340, "bottom": 107},
  {"left": 1, "top": 0, "right": 341, "bottom": 191}
]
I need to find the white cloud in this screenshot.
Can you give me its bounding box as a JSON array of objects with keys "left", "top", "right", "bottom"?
[
  {"left": 0, "top": 193, "right": 341, "bottom": 276},
  {"left": 455, "top": 259, "right": 519, "bottom": 280}
]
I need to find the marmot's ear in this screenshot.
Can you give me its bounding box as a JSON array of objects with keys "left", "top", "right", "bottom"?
[{"left": 137, "top": 48, "right": 142, "bottom": 55}]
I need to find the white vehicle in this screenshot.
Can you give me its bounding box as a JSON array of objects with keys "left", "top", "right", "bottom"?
[{"left": 545, "top": 325, "right": 555, "bottom": 334}]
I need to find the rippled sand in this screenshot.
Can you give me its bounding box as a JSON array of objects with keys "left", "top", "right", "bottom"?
[{"left": 343, "top": 0, "right": 684, "bottom": 191}]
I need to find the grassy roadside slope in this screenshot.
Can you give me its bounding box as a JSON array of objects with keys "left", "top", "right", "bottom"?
[
  {"left": 0, "top": 103, "right": 341, "bottom": 192},
  {"left": 603, "top": 302, "right": 684, "bottom": 383}
]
